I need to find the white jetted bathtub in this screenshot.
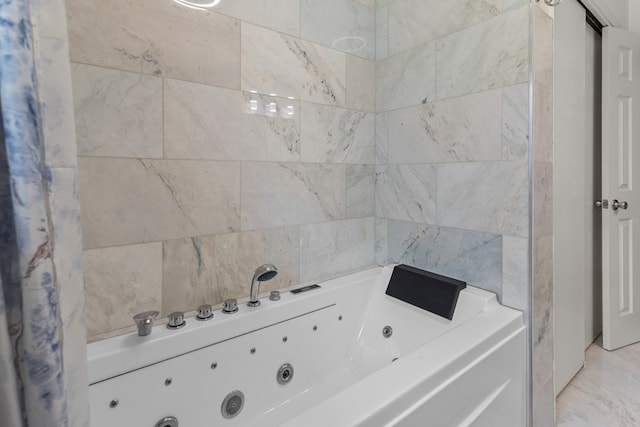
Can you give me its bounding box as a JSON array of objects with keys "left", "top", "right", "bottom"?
[{"left": 87, "top": 265, "right": 526, "bottom": 427}]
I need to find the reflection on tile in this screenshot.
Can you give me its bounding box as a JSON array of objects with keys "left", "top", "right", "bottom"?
[
  {"left": 503, "top": 83, "right": 529, "bottom": 160},
  {"left": 83, "top": 242, "right": 162, "bottom": 338},
  {"left": 502, "top": 235, "right": 528, "bottom": 311},
  {"left": 162, "top": 227, "right": 299, "bottom": 314},
  {"left": 301, "top": 0, "right": 375, "bottom": 60},
  {"left": 66, "top": 0, "right": 241, "bottom": 88},
  {"left": 241, "top": 162, "right": 346, "bottom": 230},
  {"left": 300, "top": 103, "right": 374, "bottom": 164},
  {"left": 387, "top": 220, "right": 502, "bottom": 293},
  {"left": 437, "top": 160, "right": 528, "bottom": 237},
  {"left": 387, "top": 89, "right": 502, "bottom": 163},
  {"left": 346, "top": 55, "right": 375, "bottom": 112},
  {"left": 79, "top": 158, "right": 240, "bottom": 248},
  {"left": 215, "top": 0, "right": 300, "bottom": 36},
  {"left": 241, "top": 22, "right": 346, "bottom": 106},
  {"left": 347, "top": 164, "right": 375, "bottom": 218},
  {"left": 300, "top": 218, "right": 375, "bottom": 282},
  {"left": 164, "top": 79, "right": 300, "bottom": 162},
  {"left": 72, "top": 63, "right": 163, "bottom": 158},
  {"left": 387, "top": 0, "right": 500, "bottom": 56},
  {"left": 376, "top": 164, "right": 436, "bottom": 223},
  {"left": 436, "top": 6, "right": 528, "bottom": 99},
  {"left": 376, "top": 42, "right": 436, "bottom": 111}
]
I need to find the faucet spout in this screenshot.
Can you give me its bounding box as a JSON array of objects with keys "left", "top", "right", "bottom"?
[{"left": 248, "top": 264, "right": 278, "bottom": 307}]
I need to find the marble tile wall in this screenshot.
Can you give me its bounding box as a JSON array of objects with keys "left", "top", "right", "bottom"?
[
  {"left": 375, "top": 1, "right": 531, "bottom": 306},
  {"left": 375, "top": 3, "right": 555, "bottom": 425},
  {"left": 532, "top": 5, "right": 555, "bottom": 427},
  {"left": 65, "top": 0, "right": 377, "bottom": 340}
]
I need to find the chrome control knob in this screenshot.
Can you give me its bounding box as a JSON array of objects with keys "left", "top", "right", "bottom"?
[
  {"left": 167, "top": 311, "right": 186, "bottom": 329},
  {"left": 196, "top": 304, "right": 213, "bottom": 321},
  {"left": 222, "top": 299, "right": 239, "bottom": 314},
  {"left": 133, "top": 310, "right": 159, "bottom": 336},
  {"left": 269, "top": 290, "right": 281, "bottom": 301}
]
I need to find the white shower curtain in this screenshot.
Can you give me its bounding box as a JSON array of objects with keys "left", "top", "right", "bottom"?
[{"left": 0, "top": 0, "right": 73, "bottom": 425}]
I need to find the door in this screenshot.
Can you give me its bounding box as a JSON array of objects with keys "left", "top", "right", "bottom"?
[
  {"left": 554, "top": 0, "right": 588, "bottom": 393},
  {"left": 601, "top": 27, "right": 640, "bottom": 351}
]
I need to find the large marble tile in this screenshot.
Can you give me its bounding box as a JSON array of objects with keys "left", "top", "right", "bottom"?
[
  {"left": 376, "top": 0, "right": 394, "bottom": 8},
  {"left": 299, "top": 218, "right": 375, "bottom": 282},
  {"left": 534, "top": 71, "right": 554, "bottom": 162},
  {"left": 346, "top": 164, "right": 375, "bottom": 218},
  {"left": 435, "top": 6, "right": 528, "bottom": 99},
  {"left": 241, "top": 22, "right": 346, "bottom": 106},
  {"left": 437, "top": 160, "right": 528, "bottom": 237},
  {"left": 376, "top": 41, "right": 436, "bottom": 112},
  {"left": 387, "top": 0, "right": 501, "bottom": 56},
  {"left": 533, "top": 234, "right": 554, "bottom": 427},
  {"left": 346, "top": 55, "right": 375, "bottom": 112},
  {"left": 503, "top": 0, "right": 529, "bottom": 11},
  {"left": 387, "top": 220, "right": 503, "bottom": 293},
  {"left": 300, "top": 103, "right": 375, "bottom": 164},
  {"left": 301, "top": 0, "right": 375, "bottom": 60},
  {"left": 241, "top": 162, "right": 346, "bottom": 230},
  {"left": 214, "top": 0, "right": 299, "bottom": 36},
  {"left": 72, "top": 63, "right": 163, "bottom": 158},
  {"left": 164, "top": 79, "right": 300, "bottom": 162},
  {"left": 387, "top": 89, "right": 502, "bottom": 164},
  {"left": 558, "top": 340, "right": 640, "bottom": 427},
  {"left": 375, "top": 112, "right": 389, "bottom": 164},
  {"left": 376, "top": 164, "right": 436, "bottom": 223},
  {"left": 534, "top": 7, "right": 554, "bottom": 75},
  {"left": 66, "top": 0, "right": 240, "bottom": 89},
  {"left": 162, "top": 227, "right": 299, "bottom": 314},
  {"left": 558, "top": 385, "right": 637, "bottom": 427},
  {"left": 503, "top": 83, "right": 530, "bottom": 160},
  {"left": 534, "top": 161, "right": 553, "bottom": 237},
  {"left": 375, "top": 5, "right": 389, "bottom": 60},
  {"left": 556, "top": 402, "right": 610, "bottom": 427},
  {"left": 36, "top": 37, "right": 78, "bottom": 167},
  {"left": 83, "top": 242, "right": 163, "bottom": 338},
  {"left": 502, "top": 235, "right": 529, "bottom": 311},
  {"left": 375, "top": 217, "right": 389, "bottom": 265},
  {"left": 79, "top": 158, "right": 240, "bottom": 248}
]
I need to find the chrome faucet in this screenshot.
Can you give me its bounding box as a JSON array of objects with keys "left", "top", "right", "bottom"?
[{"left": 248, "top": 264, "right": 278, "bottom": 307}]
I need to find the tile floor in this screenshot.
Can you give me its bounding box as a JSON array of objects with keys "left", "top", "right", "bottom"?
[{"left": 556, "top": 337, "right": 640, "bottom": 426}]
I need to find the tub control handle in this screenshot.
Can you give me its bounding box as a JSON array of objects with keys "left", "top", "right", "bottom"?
[
  {"left": 167, "top": 312, "right": 186, "bottom": 329},
  {"left": 133, "top": 311, "right": 159, "bottom": 336},
  {"left": 269, "top": 290, "right": 281, "bottom": 301},
  {"left": 222, "top": 299, "right": 239, "bottom": 314},
  {"left": 196, "top": 304, "right": 213, "bottom": 321}
]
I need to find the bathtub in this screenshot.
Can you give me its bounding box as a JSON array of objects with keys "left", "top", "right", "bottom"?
[{"left": 87, "top": 265, "right": 526, "bottom": 427}]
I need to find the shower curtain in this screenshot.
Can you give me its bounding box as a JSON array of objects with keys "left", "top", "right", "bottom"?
[{"left": 0, "top": 0, "right": 72, "bottom": 425}]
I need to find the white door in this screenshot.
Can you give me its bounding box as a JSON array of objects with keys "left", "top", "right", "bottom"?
[
  {"left": 601, "top": 27, "right": 640, "bottom": 351},
  {"left": 554, "top": 0, "right": 588, "bottom": 393}
]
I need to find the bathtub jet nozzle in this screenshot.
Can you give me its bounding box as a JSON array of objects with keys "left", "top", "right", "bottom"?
[{"left": 248, "top": 264, "right": 278, "bottom": 307}]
